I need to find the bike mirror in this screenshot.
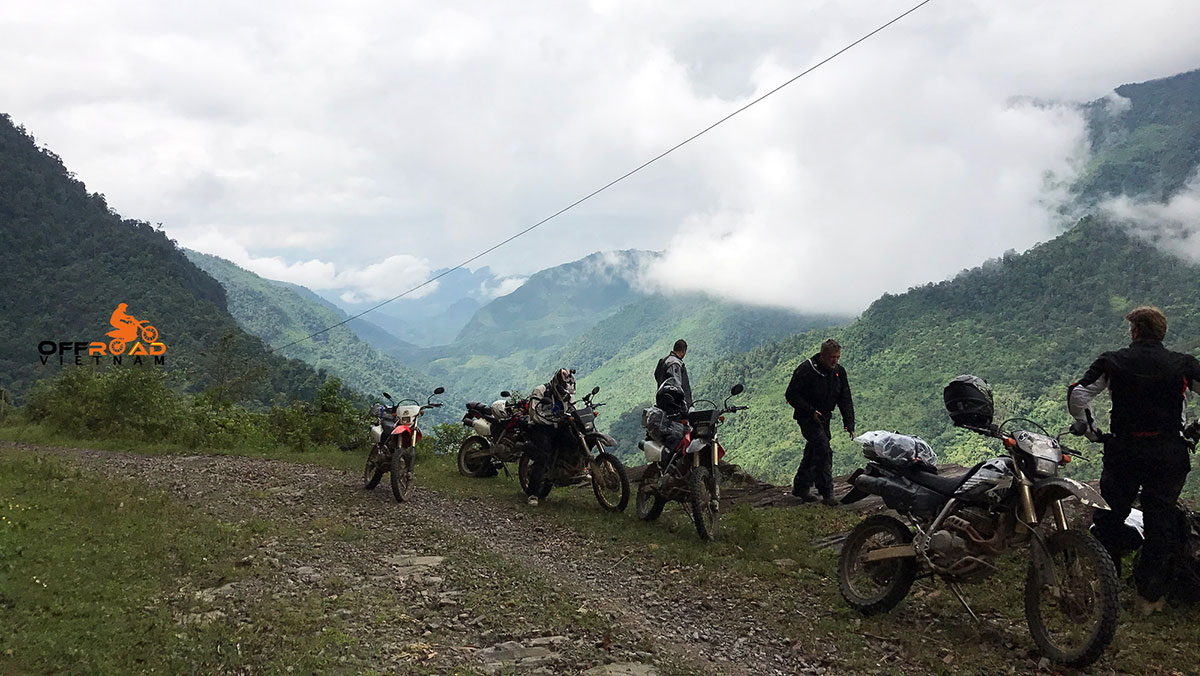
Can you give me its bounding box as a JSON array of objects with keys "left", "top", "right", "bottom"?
[
  {"left": 591, "top": 386, "right": 600, "bottom": 396},
  {"left": 569, "top": 368, "right": 577, "bottom": 374},
  {"left": 433, "top": 386, "right": 445, "bottom": 395},
  {"left": 500, "top": 391, "right": 511, "bottom": 398},
  {"left": 730, "top": 383, "right": 745, "bottom": 396},
  {"left": 383, "top": 392, "right": 393, "bottom": 401}
]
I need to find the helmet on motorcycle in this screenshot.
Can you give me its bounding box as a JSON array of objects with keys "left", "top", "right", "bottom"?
[
  {"left": 655, "top": 381, "right": 686, "bottom": 414},
  {"left": 548, "top": 368, "right": 576, "bottom": 401},
  {"left": 944, "top": 374, "right": 994, "bottom": 428}
]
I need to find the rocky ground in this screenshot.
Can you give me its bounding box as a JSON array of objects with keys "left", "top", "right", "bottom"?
[
  {"left": 6, "top": 442, "right": 1160, "bottom": 675},
  {"left": 7, "top": 443, "right": 836, "bottom": 675}
]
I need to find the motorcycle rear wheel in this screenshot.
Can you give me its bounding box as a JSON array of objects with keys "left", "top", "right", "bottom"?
[
  {"left": 1024, "top": 528, "right": 1118, "bottom": 668},
  {"left": 591, "top": 452, "right": 630, "bottom": 512},
  {"left": 390, "top": 447, "right": 413, "bottom": 503},
  {"left": 635, "top": 466, "right": 667, "bottom": 521},
  {"left": 689, "top": 465, "right": 719, "bottom": 541},
  {"left": 362, "top": 447, "right": 383, "bottom": 490},
  {"left": 838, "top": 514, "right": 916, "bottom": 615},
  {"left": 458, "top": 436, "right": 496, "bottom": 478}
]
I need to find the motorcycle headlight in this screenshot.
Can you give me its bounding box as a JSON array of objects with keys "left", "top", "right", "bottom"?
[{"left": 1034, "top": 457, "right": 1058, "bottom": 477}]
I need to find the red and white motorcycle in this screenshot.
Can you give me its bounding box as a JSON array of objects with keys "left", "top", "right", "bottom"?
[{"left": 363, "top": 386, "right": 444, "bottom": 502}]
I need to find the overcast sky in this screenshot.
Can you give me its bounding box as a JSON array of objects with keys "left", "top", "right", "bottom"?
[{"left": 4, "top": 1, "right": 1200, "bottom": 313}]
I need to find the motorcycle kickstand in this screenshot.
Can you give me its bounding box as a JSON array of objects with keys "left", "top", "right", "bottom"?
[{"left": 948, "top": 582, "right": 981, "bottom": 624}]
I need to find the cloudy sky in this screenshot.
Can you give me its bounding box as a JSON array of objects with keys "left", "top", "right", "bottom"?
[{"left": 4, "top": 1, "right": 1200, "bottom": 313}]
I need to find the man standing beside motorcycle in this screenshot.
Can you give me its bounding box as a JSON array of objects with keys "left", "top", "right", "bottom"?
[
  {"left": 1069, "top": 306, "right": 1200, "bottom": 617},
  {"left": 525, "top": 368, "right": 577, "bottom": 506},
  {"left": 655, "top": 339, "right": 692, "bottom": 411},
  {"left": 785, "top": 339, "right": 855, "bottom": 506}
]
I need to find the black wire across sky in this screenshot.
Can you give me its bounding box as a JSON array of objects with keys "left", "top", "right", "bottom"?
[{"left": 268, "top": 0, "right": 935, "bottom": 354}]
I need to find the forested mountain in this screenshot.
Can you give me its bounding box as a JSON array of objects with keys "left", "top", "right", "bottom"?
[
  {"left": 701, "top": 218, "right": 1200, "bottom": 484},
  {"left": 327, "top": 265, "right": 507, "bottom": 348},
  {"left": 0, "top": 114, "right": 323, "bottom": 404},
  {"left": 405, "top": 251, "right": 842, "bottom": 408},
  {"left": 184, "top": 251, "right": 442, "bottom": 410},
  {"left": 1074, "top": 68, "right": 1200, "bottom": 204},
  {"left": 454, "top": 250, "right": 658, "bottom": 353}
]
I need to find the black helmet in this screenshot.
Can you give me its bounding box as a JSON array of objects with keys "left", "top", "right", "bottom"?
[
  {"left": 655, "top": 381, "right": 686, "bottom": 413},
  {"left": 944, "top": 374, "right": 994, "bottom": 428},
  {"left": 548, "top": 368, "right": 576, "bottom": 401}
]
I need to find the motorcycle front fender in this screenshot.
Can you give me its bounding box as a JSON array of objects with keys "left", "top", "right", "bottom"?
[
  {"left": 390, "top": 424, "right": 423, "bottom": 447},
  {"left": 684, "top": 438, "right": 710, "bottom": 456},
  {"left": 1031, "top": 476, "right": 1109, "bottom": 513}
]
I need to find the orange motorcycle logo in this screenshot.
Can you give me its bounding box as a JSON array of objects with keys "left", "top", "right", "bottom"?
[{"left": 89, "top": 303, "right": 165, "bottom": 356}]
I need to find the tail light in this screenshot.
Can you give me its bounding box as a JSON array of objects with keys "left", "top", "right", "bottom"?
[{"left": 1061, "top": 454, "right": 1072, "bottom": 464}]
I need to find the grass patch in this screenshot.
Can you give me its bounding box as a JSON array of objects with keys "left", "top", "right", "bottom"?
[{"left": 0, "top": 449, "right": 356, "bottom": 675}]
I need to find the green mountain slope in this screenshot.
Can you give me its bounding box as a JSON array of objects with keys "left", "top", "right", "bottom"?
[
  {"left": 183, "top": 251, "right": 444, "bottom": 410},
  {"left": 405, "top": 254, "right": 844, "bottom": 422},
  {"left": 703, "top": 218, "right": 1200, "bottom": 484},
  {"left": 1074, "top": 68, "right": 1200, "bottom": 204},
  {"left": 0, "top": 114, "right": 323, "bottom": 404}
]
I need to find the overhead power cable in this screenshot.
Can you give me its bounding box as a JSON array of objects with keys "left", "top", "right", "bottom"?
[{"left": 268, "top": 0, "right": 934, "bottom": 354}]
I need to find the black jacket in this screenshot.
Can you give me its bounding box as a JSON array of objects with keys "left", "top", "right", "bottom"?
[
  {"left": 785, "top": 353, "right": 854, "bottom": 431},
  {"left": 662, "top": 353, "right": 692, "bottom": 410},
  {"left": 1069, "top": 339, "right": 1200, "bottom": 439}
]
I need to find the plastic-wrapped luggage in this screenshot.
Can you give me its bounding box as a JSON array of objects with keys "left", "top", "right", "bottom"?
[{"left": 854, "top": 430, "right": 938, "bottom": 474}]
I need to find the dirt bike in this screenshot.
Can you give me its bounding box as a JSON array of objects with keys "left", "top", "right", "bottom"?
[
  {"left": 838, "top": 414, "right": 1118, "bottom": 668},
  {"left": 517, "top": 386, "right": 630, "bottom": 512},
  {"left": 107, "top": 318, "right": 158, "bottom": 355},
  {"left": 635, "top": 384, "right": 748, "bottom": 541},
  {"left": 362, "top": 386, "right": 444, "bottom": 502},
  {"left": 457, "top": 390, "right": 530, "bottom": 478}
]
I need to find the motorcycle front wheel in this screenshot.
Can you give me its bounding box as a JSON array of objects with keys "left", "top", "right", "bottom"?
[
  {"left": 362, "top": 446, "right": 383, "bottom": 489},
  {"left": 689, "top": 465, "right": 720, "bottom": 541},
  {"left": 590, "top": 452, "right": 630, "bottom": 512},
  {"left": 458, "top": 436, "right": 495, "bottom": 477},
  {"left": 837, "top": 514, "right": 916, "bottom": 615},
  {"left": 390, "top": 447, "right": 413, "bottom": 503},
  {"left": 635, "top": 465, "right": 666, "bottom": 521},
  {"left": 1024, "top": 529, "right": 1118, "bottom": 668}
]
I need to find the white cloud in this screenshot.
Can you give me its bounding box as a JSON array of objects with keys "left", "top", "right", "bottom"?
[
  {"left": 1101, "top": 173, "right": 1200, "bottom": 260},
  {"left": 479, "top": 276, "right": 527, "bottom": 299},
  {"left": 181, "top": 229, "right": 437, "bottom": 302},
  {"left": 4, "top": 1, "right": 1200, "bottom": 314}
]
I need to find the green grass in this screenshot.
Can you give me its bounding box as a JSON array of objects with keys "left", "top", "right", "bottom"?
[{"left": 0, "top": 450, "right": 358, "bottom": 675}]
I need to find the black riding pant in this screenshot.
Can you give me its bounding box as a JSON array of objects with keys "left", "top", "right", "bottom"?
[
  {"left": 526, "top": 424, "right": 572, "bottom": 498},
  {"left": 793, "top": 417, "right": 834, "bottom": 497},
  {"left": 1091, "top": 436, "right": 1191, "bottom": 601}
]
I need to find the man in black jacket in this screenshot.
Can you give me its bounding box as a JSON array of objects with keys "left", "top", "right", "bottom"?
[
  {"left": 655, "top": 339, "right": 692, "bottom": 411},
  {"left": 785, "top": 339, "right": 855, "bottom": 506},
  {"left": 1069, "top": 306, "right": 1200, "bottom": 617}
]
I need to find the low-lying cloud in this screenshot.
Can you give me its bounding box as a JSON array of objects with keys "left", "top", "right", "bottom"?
[{"left": 1101, "top": 173, "right": 1200, "bottom": 260}]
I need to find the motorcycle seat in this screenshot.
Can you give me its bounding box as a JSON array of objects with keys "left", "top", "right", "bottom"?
[
  {"left": 465, "top": 402, "right": 496, "bottom": 418},
  {"left": 905, "top": 460, "right": 987, "bottom": 496}
]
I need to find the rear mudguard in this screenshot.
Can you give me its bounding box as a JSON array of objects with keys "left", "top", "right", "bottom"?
[
  {"left": 1032, "top": 476, "right": 1109, "bottom": 513},
  {"left": 586, "top": 432, "right": 616, "bottom": 448}
]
